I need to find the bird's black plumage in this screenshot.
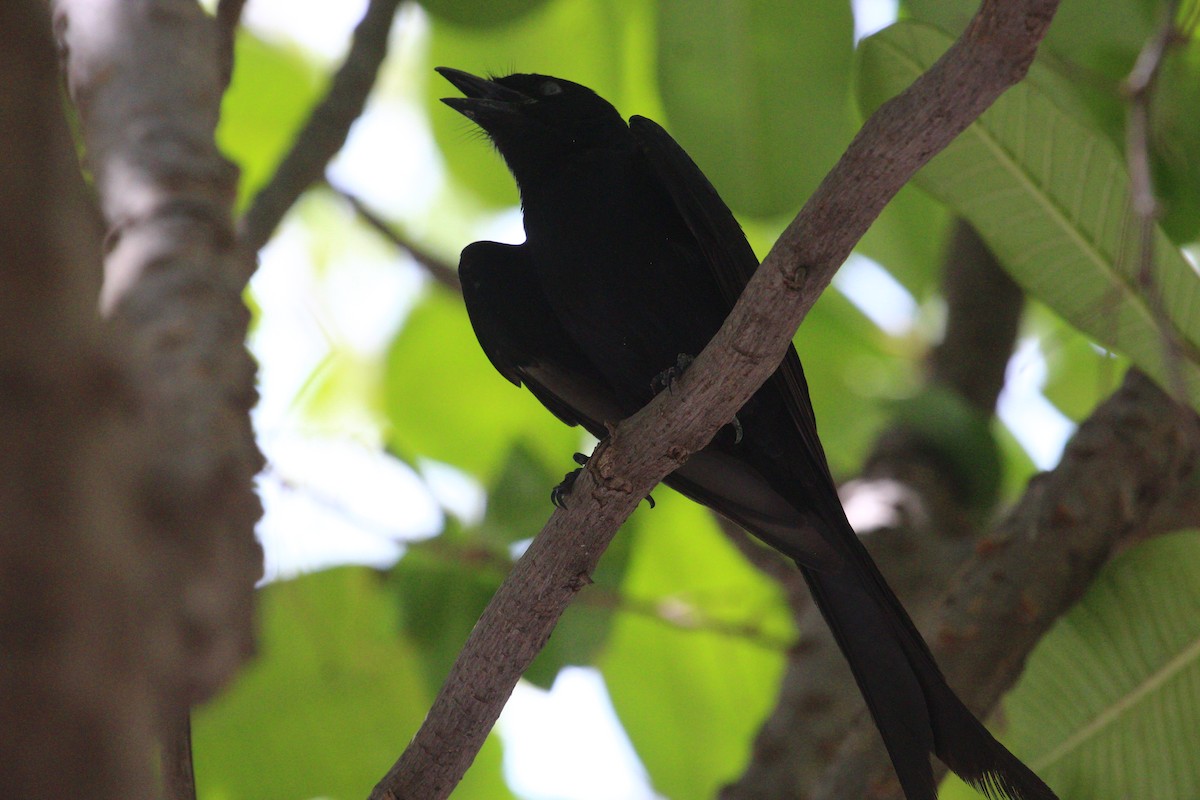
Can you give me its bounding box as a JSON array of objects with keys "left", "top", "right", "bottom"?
[{"left": 438, "top": 67, "right": 1057, "bottom": 800}]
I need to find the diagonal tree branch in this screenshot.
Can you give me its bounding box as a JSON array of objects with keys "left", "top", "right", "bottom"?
[
  {"left": 370, "top": 2, "right": 1062, "bottom": 798},
  {"left": 329, "top": 183, "right": 463, "bottom": 293},
  {"left": 238, "top": 0, "right": 405, "bottom": 258},
  {"left": 214, "top": 0, "right": 247, "bottom": 89}
]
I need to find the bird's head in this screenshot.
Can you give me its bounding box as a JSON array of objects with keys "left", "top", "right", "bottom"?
[{"left": 437, "top": 67, "right": 630, "bottom": 177}]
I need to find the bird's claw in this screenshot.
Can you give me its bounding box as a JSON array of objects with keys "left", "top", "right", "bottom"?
[
  {"left": 550, "top": 451, "right": 655, "bottom": 509},
  {"left": 651, "top": 353, "right": 695, "bottom": 395},
  {"left": 728, "top": 414, "right": 743, "bottom": 444},
  {"left": 551, "top": 468, "right": 581, "bottom": 508}
]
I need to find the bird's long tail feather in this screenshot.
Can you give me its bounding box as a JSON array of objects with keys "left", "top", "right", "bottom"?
[{"left": 798, "top": 528, "right": 1056, "bottom": 800}]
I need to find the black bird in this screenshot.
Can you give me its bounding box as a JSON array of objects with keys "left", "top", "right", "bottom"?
[{"left": 437, "top": 67, "right": 1057, "bottom": 800}]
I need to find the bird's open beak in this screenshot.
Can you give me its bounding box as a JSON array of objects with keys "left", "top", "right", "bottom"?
[{"left": 436, "top": 67, "right": 529, "bottom": 120}]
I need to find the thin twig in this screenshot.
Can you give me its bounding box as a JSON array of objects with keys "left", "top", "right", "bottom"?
[
  {"left": 214, "top": 0, "right": 246, "bottom": 90},
  {"left": 238, "top": 0, "right": 405, "bottom": 259},
  {"left": 368, "top": 3, "right": 1061, "bottom": 799},
  {"left": 1121, "top": 0, "right": 1190, "bottom": 404},
  {"left": 162, "top": 713, "right": 197, "bottom": 800},
  {"left": 328, "top": 183, "right": 462, "bottom": 293}
]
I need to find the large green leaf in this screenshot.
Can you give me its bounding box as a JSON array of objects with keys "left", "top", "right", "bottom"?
[
  {"left": 1002, "top": 531, "right": 1200, "bottom": 799},
  {"left": 599, "top": 491, "right": 789, "bottom": 798},
  {"left": 656, "top": 0, "right": 856, "bottom": 218},
  {"left": 904, "top": 0, "right": 1158, "bottom": 72},
  {"left": 193, "top": 568, "right": 513, "bottom": 800},
  {"left": 218, "top": 34, "right": 322, "bottom": 206},
  {"left": 857, "top": 22, "right": 1200, "bottom": 410},
  {"left": 903, "top": 0, "right": 1200, "bottom": 242},
  {"left": 382, "top": 286, "right": 580, "bottom": 478}
]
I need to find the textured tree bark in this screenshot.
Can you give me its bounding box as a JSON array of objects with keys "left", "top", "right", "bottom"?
[
  {"left": 0, "top": 2, "right": 157, "bottom": 798},
  {"left": 54, "top": 0, "right": 264, "bottom": 708}
]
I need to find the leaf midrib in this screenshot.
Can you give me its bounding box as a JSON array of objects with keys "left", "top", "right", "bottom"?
[{"left": 1031, "top": 632, "right": 1200, "bottom": 769}]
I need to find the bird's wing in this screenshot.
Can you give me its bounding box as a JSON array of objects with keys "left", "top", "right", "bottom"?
[
  {"left": 459, "top": 240, "right": 622, "bottom": 435},
  {"left": 629, "top": 116, "right": 837, "bottom": 491}
]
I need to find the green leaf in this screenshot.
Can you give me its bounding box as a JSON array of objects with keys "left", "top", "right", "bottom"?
[
  {"left": 904, "top": 0, "right": 1200, "bottom": 244},
  {"left": 419, "top": 0, "right": 552, "bottom": 29},
  {"left": 382, "top": 287, "right": 580, "bottom": 478},
  {"left": 904, "top": 0, "right": 1158, "bottom": 70},
  {"left": 600, "top": 491, "right": 789, "bottom": 798},
  {"left": 1032, "top": 303, "right": 1128, "bottom": 422},
  {"left": 193, "top": 568, "right": 513, "bottom": 800},
  {"left": 218, "top": 34, "right": 322, "bottom": 206},
  {"left": 857, "top": 22, "right": 1200, "bottom": 411},
  {"left": 888, "top": 385, "right": 1002, "bottom": 509},
  {"left": 656, "top": 0, "right": 856, "bottom": 218},
  {"left": 1003, "top": 531, "right": 1200, "bottom": 799},
  {"left": 857, "top": 183, "right": 951, "bottom": 298}
]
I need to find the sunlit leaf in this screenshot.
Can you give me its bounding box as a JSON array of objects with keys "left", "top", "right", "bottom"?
[
  {"left": 193, "top": 568, "right": 514, "bottom": 800},
  {"left": 857, "top": 22, "right": 1200, "bottom": 410},
  {"left": 218, "top": 34, "right": 322, "bottom": 206},
  {"left": 382, "top": 287, "right": 580, "bottom": 478},
  {"left": 600, "top": 491, "right": 789, "bottom": 798},
  {"left": 656, "top": 0, "right": 855, "bottom": 218},
  {"left": 1005, "top": 531, "right": 1200, "bottom": 799}
]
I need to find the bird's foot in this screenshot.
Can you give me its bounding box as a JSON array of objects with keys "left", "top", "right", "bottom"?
[
  {"left": 551, "top": 452, "right": 591, "bottom": 509},
  {"left": 550, "top": 452, "right": 655, "bottom": 509},
  {"left": 651, "top": 353, "right": 743, "bottom": 445},
  {"left": 650, "top": 353, "right": 695, "bottom": 395},
  {"left": 727, "top": 414, "right": 743, "bottom": 444}
]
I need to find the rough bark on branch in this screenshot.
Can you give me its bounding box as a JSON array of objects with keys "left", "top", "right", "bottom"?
[
  {"left": 54, "top": 0, "right": 264, "bottom": 705},
  {"left": 238, "top": 0, "right": 405, "bottom": 258}
]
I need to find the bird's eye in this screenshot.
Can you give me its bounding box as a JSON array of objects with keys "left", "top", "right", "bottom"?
[{"left": 539, "top": 80, "right": 562, "bottom": 97}]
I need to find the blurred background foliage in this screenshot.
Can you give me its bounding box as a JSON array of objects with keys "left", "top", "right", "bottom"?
[{"left": 196, "top": 0, "right": 1200, "bottom": 798}]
